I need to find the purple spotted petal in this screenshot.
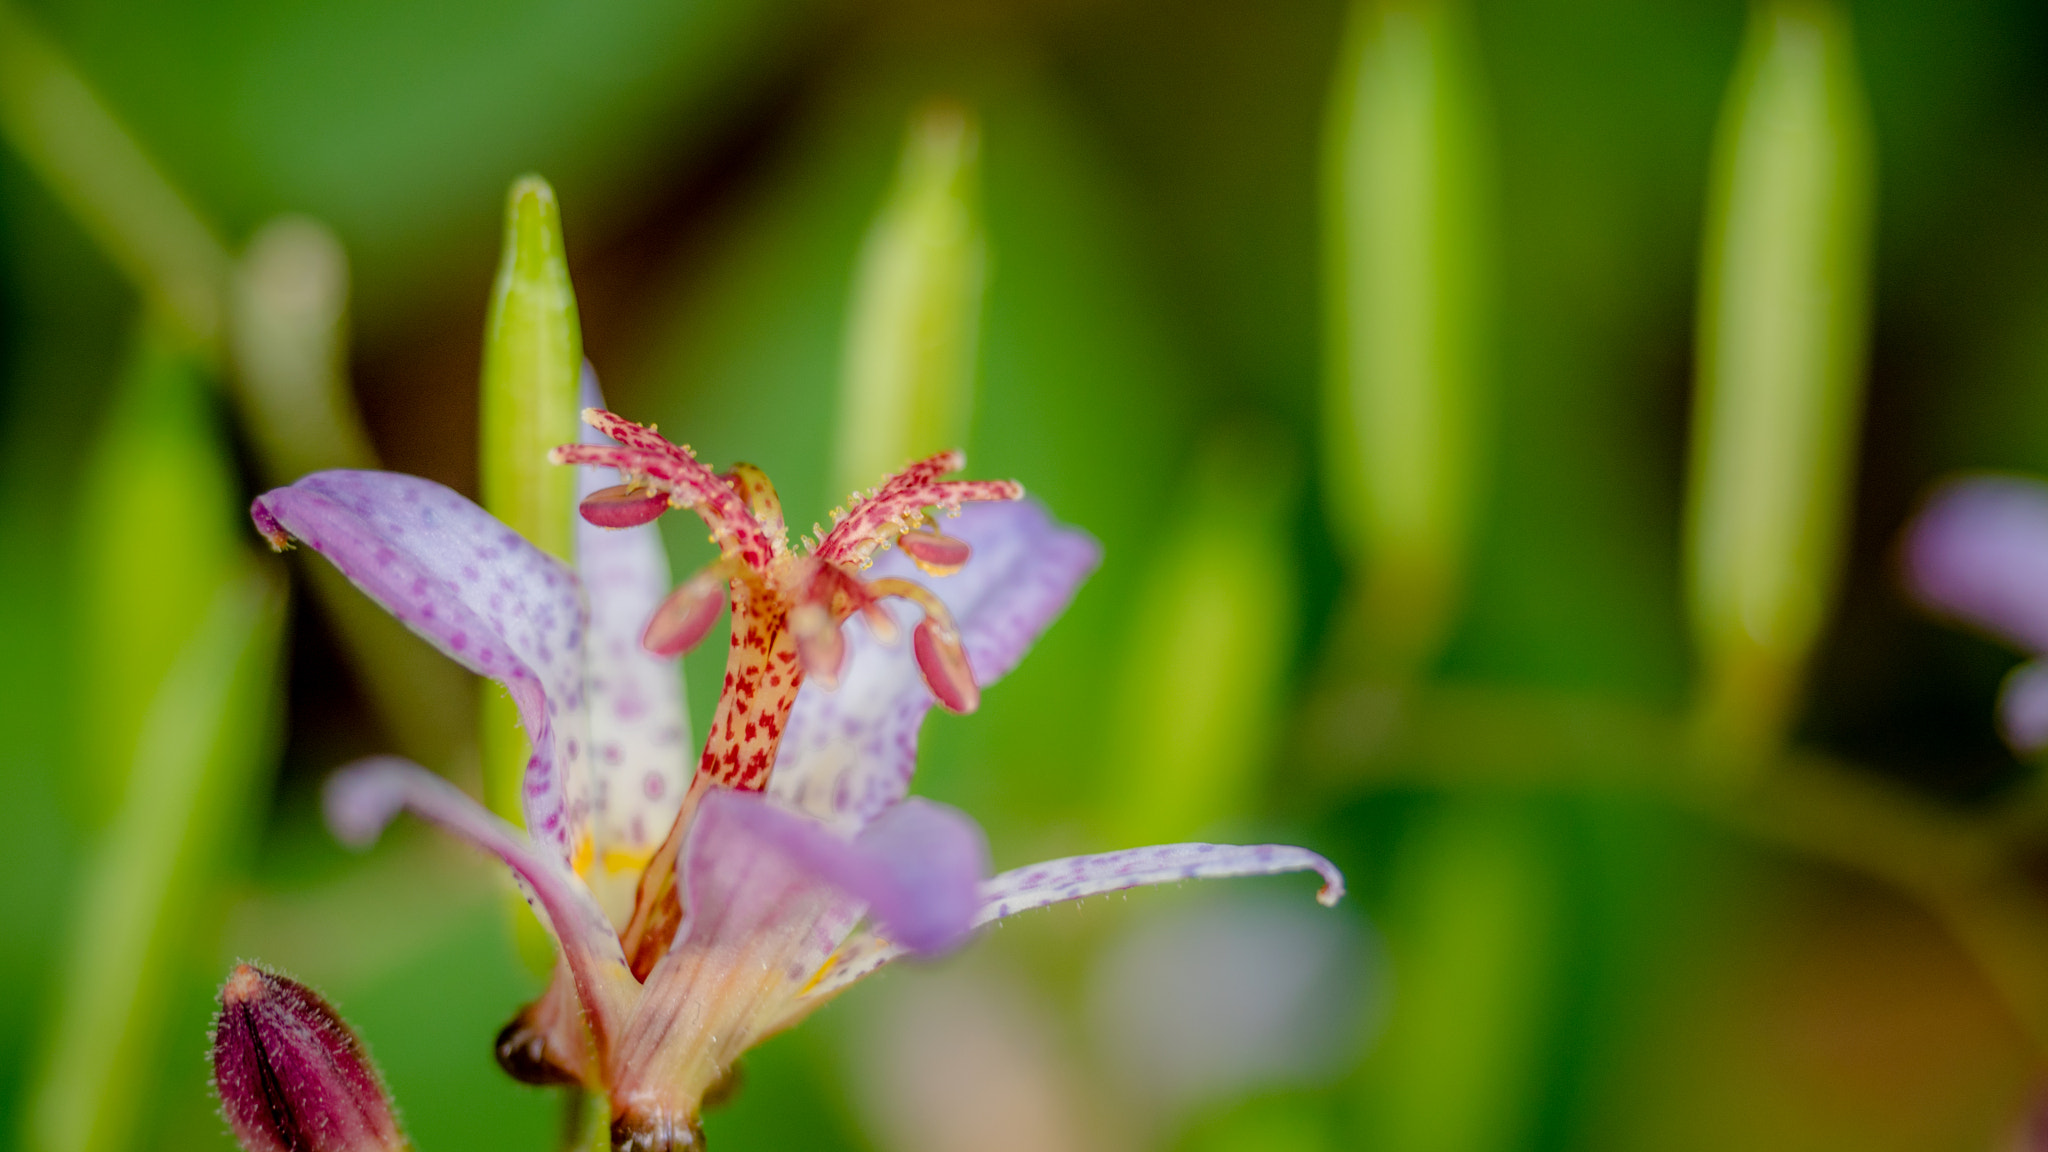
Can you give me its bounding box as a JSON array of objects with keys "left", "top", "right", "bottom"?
[
  {"left": 2000, "top": 660, "right": 2048, "bottom": 753},
  {"left": 576, "top": 366, "right": 691, "bottom": 919},
  {"left": 324, "top": 758, "right": 636, "bottom": 1039},
  {"left": 251, "top": 471, "right": 590, "bottom": 862},
  {"left": 771, "top": 500, "right": 1100, "bottom": 830},
  {"left": 778, "top": 838, "right": 1346, "bottom": 1017},
  {"left": 1905, "top": 476, "right": 2048, "bottom": 654},
  {"left": 976, "top": 843, "right": 1345, "bottom": 928}
]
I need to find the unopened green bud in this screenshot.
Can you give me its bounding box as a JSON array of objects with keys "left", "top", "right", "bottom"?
[
  {"left": 1105, "top": 433, "right": 1298, "bottom": 844},
  {"left": 1686, "top": 0, "right": 1873, "bottom": 768},
  {"left": 482, "top": 174, "right": 582, "bottom": 565},
  {"left": 833, "top": 101, "right": 986, "bottom": 498},
  {"left": 479, "top": 175, "right": 584, "bottom": 834},
  {"left": 1321, "top": 0, "right": 1492, "bottom": 676}
]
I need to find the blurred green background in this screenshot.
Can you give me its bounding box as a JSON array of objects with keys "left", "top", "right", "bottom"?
[{"left": 7, "top": 0, "right": 2048, "bottom": 1150}]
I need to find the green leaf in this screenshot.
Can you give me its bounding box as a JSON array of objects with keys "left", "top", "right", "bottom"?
[
  {"left": 72, "top": 334, "right": 240, "bottom": 823},
  {"left": 26, "top": 564, "right": 287, "bottom": 1152}
]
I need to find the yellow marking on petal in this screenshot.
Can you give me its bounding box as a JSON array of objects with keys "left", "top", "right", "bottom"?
[
  {"left": 796, "top": 953, "right": 839, "bottom": 997},
  {"left": 601, "top": 847, "right": 656, "bottom": 877}
]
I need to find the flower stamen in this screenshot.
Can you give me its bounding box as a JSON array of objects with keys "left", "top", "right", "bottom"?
[
  {"left": 554, "top": 411, "right": 1023, "bottom": 973},
  {"left": 581, "top": 483, "right": 670, "bottom": 529}
]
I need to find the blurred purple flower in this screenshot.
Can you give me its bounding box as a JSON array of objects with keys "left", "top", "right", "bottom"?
[
  {"left": 1086, "top": 896, "right": 1373, "bottom": 1122},
  {"left": 1903, "top": 475, "right": 2048, "bottom": 751},
  {"left": 250, "top": 396, "right": 1345, "bottom": 1147}
]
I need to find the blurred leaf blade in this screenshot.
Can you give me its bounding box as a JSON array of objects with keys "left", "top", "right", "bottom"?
[
  {"left": 73, "top": 336, "right": 241, "bottom": 822},
  {"left": 0, "top": 0, "right": 225, "bottom": 350},
  {"left": 26, "top": 563, "right": 287, "bottom": 1152}
]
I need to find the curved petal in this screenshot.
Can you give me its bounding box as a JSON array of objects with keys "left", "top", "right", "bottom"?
[
  {"left": 251, "top": 471, "right": 590, "bottom": 862},
  {"left": 576, "top": 367, "right": 692, "bottom": 920},
  {"left": 1905, "top": 475, "right": 2048, "bottom": 653},
  {"left": 976, "top": 843, "right": 1345, "bottom": 926},
  {"left": 772, "top": 500, "right": 1100, "bottom": 830},
  {"left": 775, "top": 840, "right": 1345, "bottom": 1026},
  {"left": 324, "top": 758, "right": 637, "bottom": 1047}
]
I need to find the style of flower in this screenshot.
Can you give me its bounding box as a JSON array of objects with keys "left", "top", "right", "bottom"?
[
  {"left": 1904, "top": 474, "right": 2048, "bottom": 752},
  {"left": 249, "top": 393, "right": 1344, "bottom": 1150}
]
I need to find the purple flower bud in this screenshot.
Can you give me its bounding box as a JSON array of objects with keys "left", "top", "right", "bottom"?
[{"left": 211, "top": 963, "right": 407, "bottom": 1152}]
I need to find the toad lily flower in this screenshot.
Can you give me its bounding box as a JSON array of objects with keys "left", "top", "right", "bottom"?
[{"left": 250, "top": 402, "right": 1344, "bottom": 1149}]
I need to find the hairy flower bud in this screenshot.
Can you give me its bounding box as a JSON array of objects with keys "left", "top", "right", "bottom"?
[{"left": 211, "top": 963, "right": 407, "bottom": 1152}]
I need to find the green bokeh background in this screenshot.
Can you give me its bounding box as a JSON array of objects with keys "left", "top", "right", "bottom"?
[{"left": 7, "top": 1, "right": 2048, "bottom": 1150}]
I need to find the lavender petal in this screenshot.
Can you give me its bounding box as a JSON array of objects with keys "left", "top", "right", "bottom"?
[
  {"left": 675, "top": 791, "right": 988, "bottom": 960},
  {"left": 251, "top": 470, "right": 590, "bottom": 862},
  {"left": 976, "top": 843, "right": 1345, "bottom": 929},
  {"left": 778, "top": 839, "right": 1347, "bottom": 1019},
  {"left": 576, "top": 367, "right": 691, "bottom": 921},
  {"left": 772, "top": 500, "right": 1099, "bottom": 830}
]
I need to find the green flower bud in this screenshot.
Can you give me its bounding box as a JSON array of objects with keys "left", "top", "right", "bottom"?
[{"left": 1686, "top": 0, "right": 1874, "bottom": 770}]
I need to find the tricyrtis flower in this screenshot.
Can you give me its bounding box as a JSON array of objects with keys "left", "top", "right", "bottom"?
[{"left": 251, "top": 401, "right": 1343, "bottom": 1150}]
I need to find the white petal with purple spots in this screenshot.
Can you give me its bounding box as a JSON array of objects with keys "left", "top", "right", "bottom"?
[
  {"left": 576, "top": 367, "right": 692, "bottom": 923},
  {"left": 976, "top": 843, "right": 1345, "bottom": 926},
  {"left": 779, "top": 838, "right": 1344, "bottom": 1018}
]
